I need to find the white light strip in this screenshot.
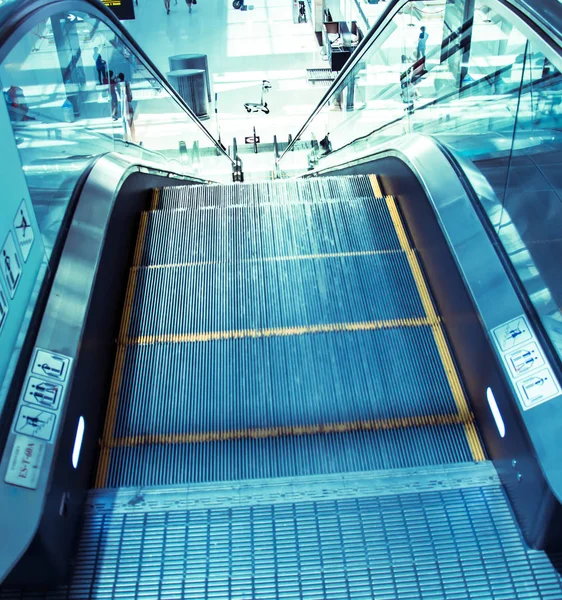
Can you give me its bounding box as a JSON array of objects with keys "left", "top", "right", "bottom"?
[
  {"left": 487, "top": 387, "right": 506, "bottom": 438},
  {"left": 72, "top": 417, "right": 85, "bottom": 469}
]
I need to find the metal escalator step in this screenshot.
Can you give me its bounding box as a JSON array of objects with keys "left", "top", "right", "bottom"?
[
  {"left": 139, "top": 196, "right": 402, "bottom": 266},
  {"left": 111, "top": 329, "right": 460, "bottom": 441},
  {"left": 104, "top": 423, "right": 474, "bottom": 487},
  {"left": 8, "top": 465, "right": 562, "bottom": 599},
  {"left": 126, "top": 252, "right": 427, "bottom": 339},
  {"left": 157, "top": 175, "right": 380, "bottom": 210}
]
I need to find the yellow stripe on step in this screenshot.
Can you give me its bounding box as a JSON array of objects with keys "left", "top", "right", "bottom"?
[{"left": 375, "top": 183, "right": 485, "bottom": 462}]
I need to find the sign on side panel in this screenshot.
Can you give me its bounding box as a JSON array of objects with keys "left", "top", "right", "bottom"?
[
  {"left": 4, "top": 435, "right": 46, "bottom": 490},
  {"left": 491, "top": 315, "right": 560, "bottom": 410}
]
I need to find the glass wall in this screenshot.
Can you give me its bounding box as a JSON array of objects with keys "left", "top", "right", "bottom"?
[
  {"left": 0, "top": 6, "right": 233, "bottom": 419},
  {"left": 0, "top": 9, "right": 233, "bottom": 248},
  {"left": 279, "top": 0, "right": 562, "bottom": 361}
]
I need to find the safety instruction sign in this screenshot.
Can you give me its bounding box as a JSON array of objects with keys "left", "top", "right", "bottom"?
[
  {"left": 0, "top": 282, "right": 8, "bottom": 333},
  {"left": 31, "top": 349, "right": 71, "bottom": 383},
  {"left": 14, "top": 405, "right": 57, "bottom": 441},
  {"left": 492, "top": 315, "right": 560, "bottom": 410},
  {"left": 23, "top": 376, "right": 64, "bottom": 410},
  {"left": 11, "top": 347, "right": 72, "bottom": 445},
  {"left": 1, "top": 231, "right": 22, "bottom": 298},
  {"left": 13, "top": 200, "right": 34, "bottom": 262},
  {"left": 4, "top": 435, "right": 46, "bottom": 490}
]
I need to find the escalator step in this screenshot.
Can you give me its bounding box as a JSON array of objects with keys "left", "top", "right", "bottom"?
[
  {"left": 156, "top": 175, "right": 379, "bottom": 210},
  {"left": 126, "top": 253, "right": 427, "bottom": 339},
  {"left": 104, "top": 423, "right": 473, "bottom": 487},
  {"left": 139, "top": 196, "right": 401, "bottom": 266},
  {"left": 113, "top": 328, "right": 460, "bottom": 435},
  {"left": 99, "top": 326, "right": 472, "bottom": 488},
  {"left": 95, "top": 175, "right": 483, "bottom": 490}
]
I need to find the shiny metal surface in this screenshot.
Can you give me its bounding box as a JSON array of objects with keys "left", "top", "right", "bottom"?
[
  {"left": 313, "top": 132, "right": 562, "bottom": 500},
  {"left": 0, "top": 154, "right": 205, "bottom": 584}
]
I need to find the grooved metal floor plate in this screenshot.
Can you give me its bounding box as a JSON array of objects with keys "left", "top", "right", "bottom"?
[{"left": 3, "top": 465, "right": 562, "bottom": 599}]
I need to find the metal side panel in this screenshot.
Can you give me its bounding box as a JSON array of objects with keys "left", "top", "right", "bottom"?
[
  {"left": 312, "top": 134, "right": 562, "bottom": 549},
  {"left": 0, "top": 155, "right": 208, "bottom": 585}
]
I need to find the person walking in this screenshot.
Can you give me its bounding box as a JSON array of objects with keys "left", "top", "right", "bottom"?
[
  {"left": 186, "top": 0, "right": 194, "bottom": 13},
  {"left": 108, "top": 70, "right": 119, "bottom": 120},
  {"left": 117, "top": 73, "right": 136, "bottom": 142},
  {"left": 164, "top": 0, "right": 171, "bottom": 14},
  {"left": 94, "top": 47, "right": 107, "bottom": 85},
  {"left": 416, "top": 25, "right": 428, "bottom": 59}
]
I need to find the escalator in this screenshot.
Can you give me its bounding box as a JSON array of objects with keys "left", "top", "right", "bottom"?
[
  {"left": 1, "top": 0, "right": 562, "bottom": 596},
  {"left": 96, "top": 175, "right": 483, "bottom": 490}
]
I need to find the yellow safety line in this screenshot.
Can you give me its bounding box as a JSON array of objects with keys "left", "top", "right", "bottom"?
[
  {"left": 370, "top": 175, "right": 384, "bottom": 198},
  {"left": 105, "top": 412, "right": 467, "bottom": 448},
  {"left": 132, "top": 249, "right": 403, "bottom": 271},
  {"left": 374, "top": 181, "right": 484, "bottom": 462},
  {"left": 150, "top": 188, "right": 160, "bottom": 211},
  {"left": 132, "top": 212, "right": 148, "bottom": 267},
  {"left": 95, "top": 213, "right": 149, "bottom": 488},
  {"left": 123, "top": 317, "right": 436, "bottom": 346}
]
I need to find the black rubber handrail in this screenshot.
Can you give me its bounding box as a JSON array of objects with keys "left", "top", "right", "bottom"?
[
  {"left": 278, "top": 0, "right": 562, "bottom": 162},
  {"left": 0, "top": 0, "right": 234, "bottom": 165}
]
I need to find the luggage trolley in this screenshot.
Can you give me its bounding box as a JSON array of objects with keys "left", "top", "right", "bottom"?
[{"left": 243, "top": 80, "right": 271, "bottom": 114}]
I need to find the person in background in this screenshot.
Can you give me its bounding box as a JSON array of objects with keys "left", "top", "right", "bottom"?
[
  {"left": 5, "top": 85, "right": 32, "bottom": 121},
  {"left": 117, "top": 72, "right": 136, "bottom": 142},
  {"left": 94, "top": 47, "right": 107, "bottom": 85},
  {"left": 108, "top": 70, "right": 119, "bottom": 120},
  {"left": 186, "top": 0, "right": 194, "bottom": 13},
  {"left": 416, "top": 25, "right": 428, "bottom": 59}
]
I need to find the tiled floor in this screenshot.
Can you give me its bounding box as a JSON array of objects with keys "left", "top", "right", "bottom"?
[{"left": 124, "top": 0, "right": 327, "bottom": 147}]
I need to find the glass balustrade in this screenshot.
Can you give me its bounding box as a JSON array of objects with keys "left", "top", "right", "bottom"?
[
  {"left": 279, "top": 0, "right": 562, "bottom": 362},
  {"left": 0, "top": 1, "right": 233, "bottom": 419}
]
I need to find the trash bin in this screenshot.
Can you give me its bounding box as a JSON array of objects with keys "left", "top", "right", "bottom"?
[
  {"left": 168, "top": 54, "right": 211, "bottom": 103},
  {"left": 167, "top": 69, "right": 209, "bottom": 119}
]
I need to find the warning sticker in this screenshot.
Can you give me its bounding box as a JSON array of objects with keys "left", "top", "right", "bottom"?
[
  {"left": 0, "top": 281, "right": 8, "bottom": 333},
  {"left": 517, "top": 369, "right": 560, "bottom": 409},
  {"left": 13, "top": 200, "right": 34, "bottom": 262},
  {"left": 491, "top": 315, "right": 561, "bottom": 410},
  {"left": 31, "top": 349, "right": 72, "bottom": 383},
  {"left": 492, "top": 316, "right": 532, "bottom": 352},
  {"left": 13, "top": 405, "right": 57, "bottom": 441},
  {"left": 4, "top": 435, "right": 46, "bottom": 490},
  {"left": 23, "top": 376, "right": 64, "bottom": 411},
  {"left": 1, "top": 231, "right": 22, "bottom": 298}
]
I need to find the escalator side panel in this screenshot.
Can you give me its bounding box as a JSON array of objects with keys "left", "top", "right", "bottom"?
[{"left": 322, "top": 157, "right": 551, "bottom": 548}]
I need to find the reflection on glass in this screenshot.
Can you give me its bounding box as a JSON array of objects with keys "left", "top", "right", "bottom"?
[
  {"left": 279, "top": 0, "right": 562, "bottom": 361},
  {"left": 0, "top": 6, "right": 232, "bottom": 418},
  {"left": 0, "top": 10, "right": 232, "bottom": 254}
]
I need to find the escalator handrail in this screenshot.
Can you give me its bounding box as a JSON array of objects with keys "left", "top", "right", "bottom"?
[
  {"left": 0, "top": 0, "right": 234, "bottom": 165},
  {"left": 278, "top": 0, "right": 562, "bottom": 163},
  {"left": 304, "top": 61, "right": 560, "bottom": 168}
]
